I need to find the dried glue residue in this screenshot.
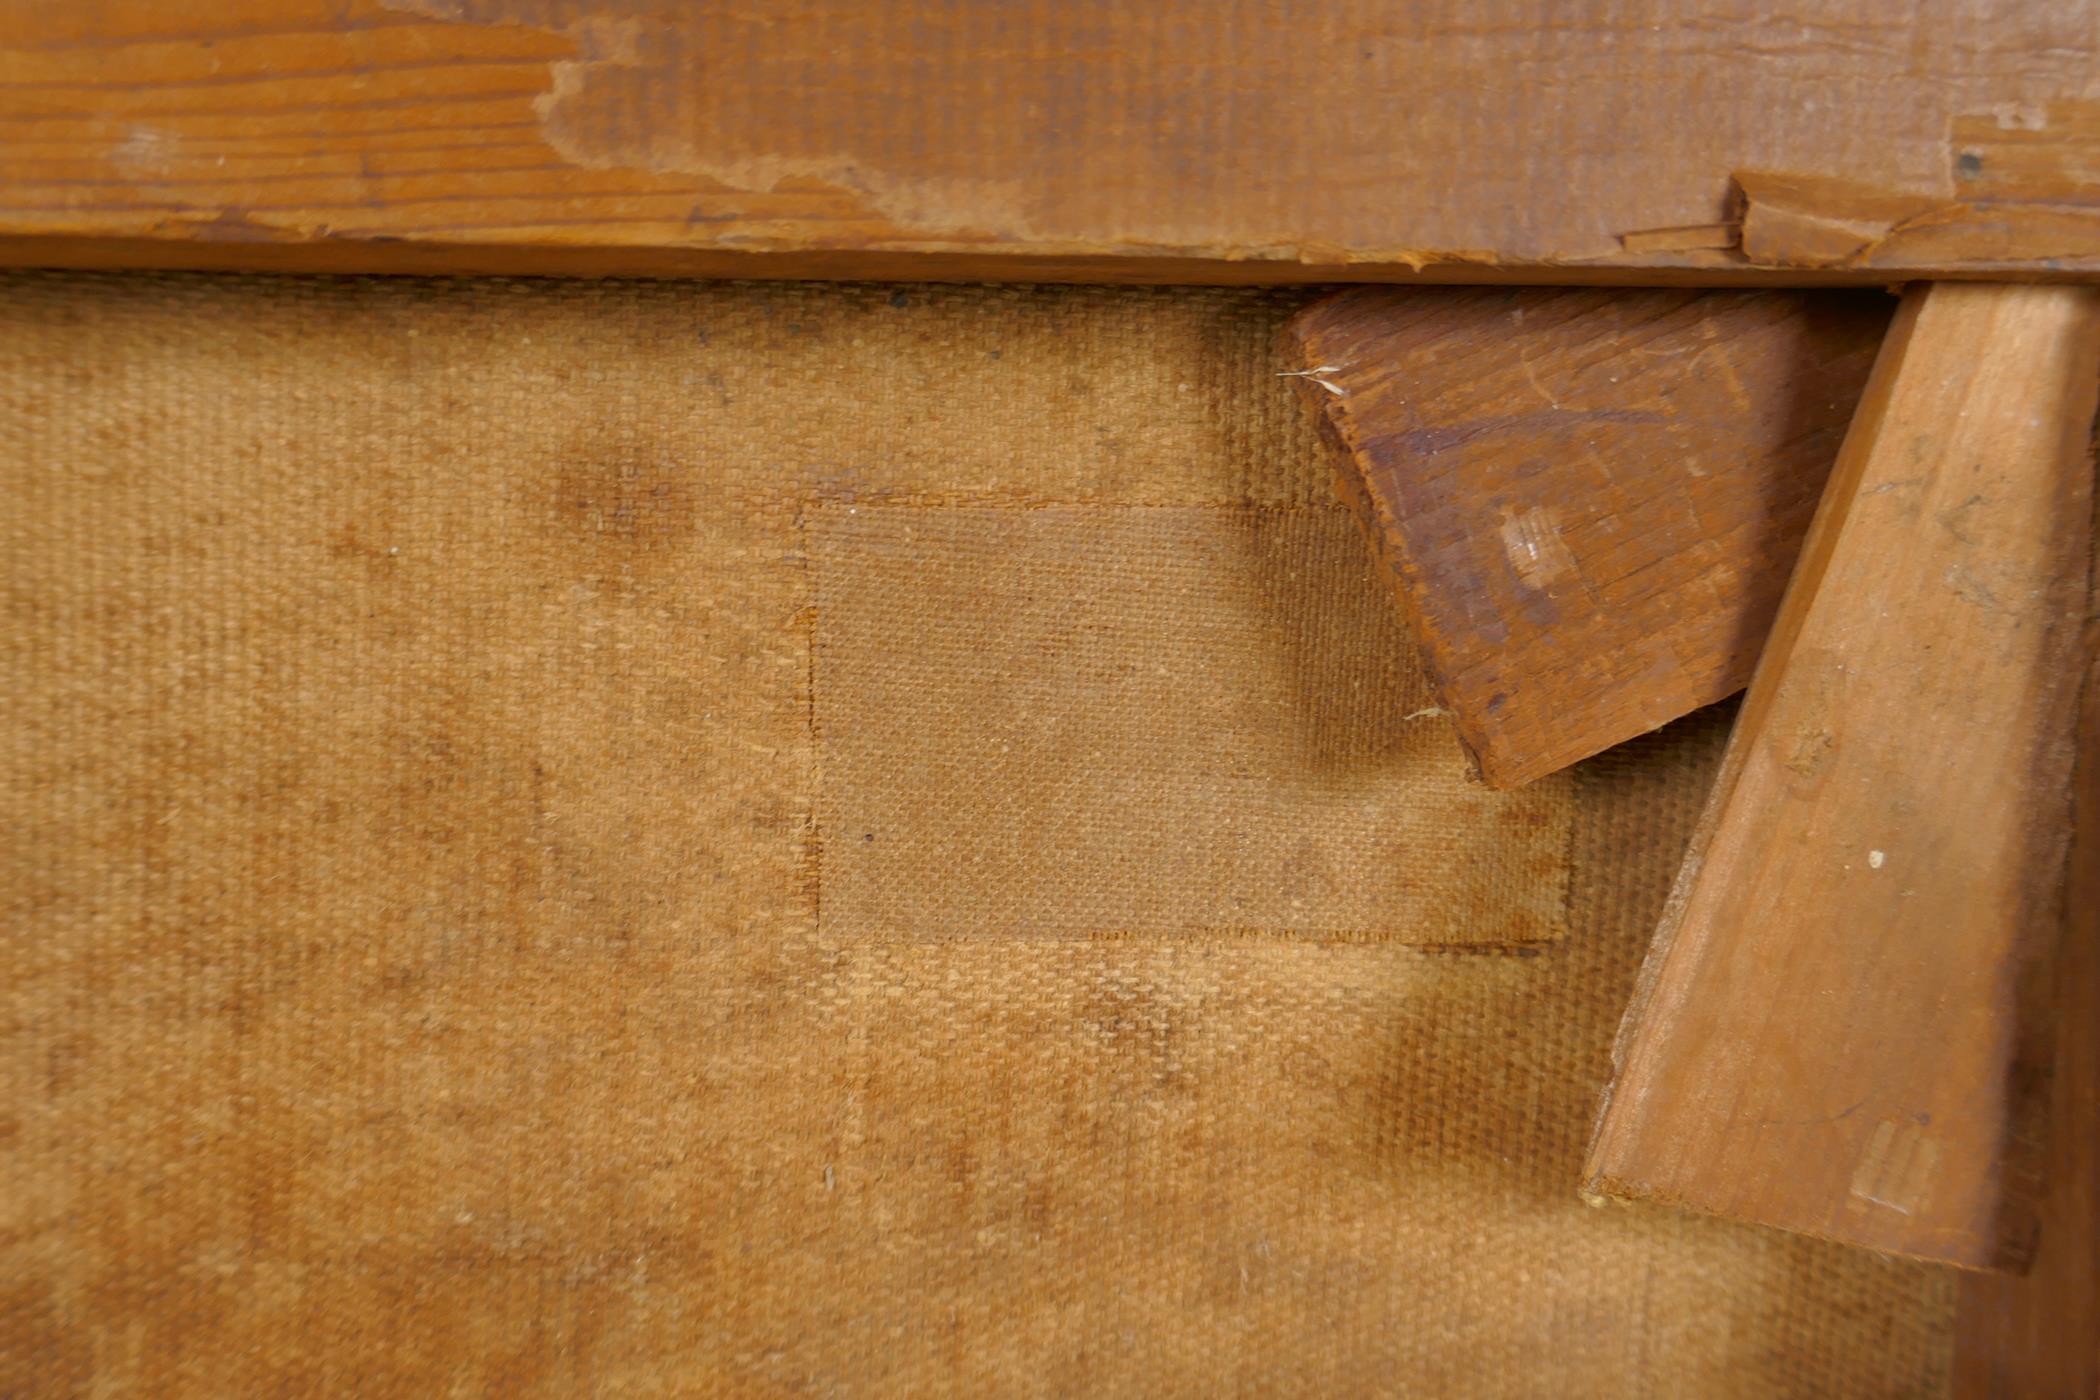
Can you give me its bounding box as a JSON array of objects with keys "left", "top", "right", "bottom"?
[
  {"left": 377, "top": 0, "right": 1044, "bottom": 240},
  {"left": 1499, "top": 507, "right": 1579, "bottom": 591}
]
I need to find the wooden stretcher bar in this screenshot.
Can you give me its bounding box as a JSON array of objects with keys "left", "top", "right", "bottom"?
[{"left": 3, "top": 1, "right": 2100, "bottom": 284}]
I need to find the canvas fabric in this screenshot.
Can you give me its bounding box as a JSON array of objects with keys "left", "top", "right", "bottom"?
[{"left": 0, "top": 273, "right": 1953, "bottom": 1396}]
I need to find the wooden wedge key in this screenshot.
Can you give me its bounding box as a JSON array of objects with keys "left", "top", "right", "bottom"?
[
  {"left": 1585, "top": 282, "right": 2100, "bottom": 1269},
  {"left": 1287, "top": 287, "right": 1890, "bottom": 788}
]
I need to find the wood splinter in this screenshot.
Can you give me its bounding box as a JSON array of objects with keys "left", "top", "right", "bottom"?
[{"left": 1584, "top": 281, "right": 2100, "bottom": 1270}]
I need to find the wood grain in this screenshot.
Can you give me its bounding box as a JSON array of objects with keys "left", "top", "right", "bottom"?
[
  {"left": 1953, "top": 646, "right": 2100, "bottom": 1393},
  {"left": 1583, "top": 282, "right": 2100, "bottom": 1269},
  {"left": 1288, "top": 287, "right": 1890, "bottom": 788},
  {"left": 3, "top": 0, "right": 2100, "bottom": 281}
]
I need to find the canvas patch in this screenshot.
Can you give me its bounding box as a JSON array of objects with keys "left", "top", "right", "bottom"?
[{"left": 810, "top": 504, "right": 1574, "bottom": 943}]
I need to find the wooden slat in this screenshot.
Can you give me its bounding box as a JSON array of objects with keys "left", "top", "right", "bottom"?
[
  {"left": 1953, "top": 647, "right": 2100, "bottom": 1392},
  {"left": 1583, "top": 282, "right": 2100, "bottom": 1269},
  {"left": 1, "top": 1, "right": 2099, "bottom": 281},
  {"left": 1288, "top": 286, "right": 1889, "bottom": 788}
]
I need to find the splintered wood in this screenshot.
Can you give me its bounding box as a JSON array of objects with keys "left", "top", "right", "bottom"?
[
  {"left": 1585, "top": 283, "right": 2100, "bottom": 1270},
  {"left": 1287, "top": 287, "right": 1889, "bottom": 788}
]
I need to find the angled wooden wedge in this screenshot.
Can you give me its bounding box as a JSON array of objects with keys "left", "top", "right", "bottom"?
[
  {"left": 1287, "top": 287, "right": 1890, "bottom": 787},
  {"left": 1585, "top": 282, "right": 2100, "bottom": 1269}
]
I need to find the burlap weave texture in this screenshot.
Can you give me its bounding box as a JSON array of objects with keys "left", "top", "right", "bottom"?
[
  {"left": 812, "top": 503, "right": 1571, "bottom": 943},
  {"left": 1, "top": 274, "right": 1952, "bottom": 1396}
]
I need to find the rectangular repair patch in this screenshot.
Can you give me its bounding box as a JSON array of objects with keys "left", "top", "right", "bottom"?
[{"left": 810, "top": 505, "right": 1572, "bottom": 942}]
